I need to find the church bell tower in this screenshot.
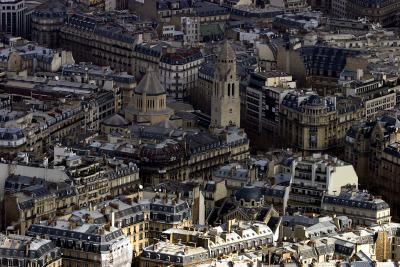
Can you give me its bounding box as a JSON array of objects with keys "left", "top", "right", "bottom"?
[{"left": 211, "top": 40, "right": 241, "bottom": 128}]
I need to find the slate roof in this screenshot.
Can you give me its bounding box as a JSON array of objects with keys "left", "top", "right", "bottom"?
[
  {"left": 219, "top": 40, "right": 236, "bottom": 61},
  {"left": 0, "top": 128, "right": 24, "bottom": 140},
  {"left": 160, "top": 48, "right": 202, "bottom": 65},
  {"left": 204, "top": 181, "right": 216, "bottom": 192},
  {"left": 102, "top": 114, "right": 129, "bottom": 127},
  {"left": 134, "top": 67, "right": 165, "bottom": 96},
  {"left": 33, "top": 0, "right": 66, "bottom": 18},
  {"left": 235, "top": 185, "right": 264, "bottom": 202},
  {"left": 193, "top": 1, "right": 229, "bottom": 17},
  {"left": 300, "top": 46, "right": 362, "bottom": 78},
  {"left": 322, "top": 194, "right": 390, "bottom": 211}
]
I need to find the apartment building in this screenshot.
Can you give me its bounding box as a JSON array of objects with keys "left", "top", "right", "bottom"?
[
  {"left": 70, "top": 195, "right": 192, "bottom": 258},
  {"left": 212, "top": 163, "right": 254, "bottom": 195},
  {"left": 345, "top": 114, "right": 400, "bottom": 219},
  {"left": 31, "top": 1, "right": 67, "bottom": 49},
  {"left": 285, "top": 153, "right": 359, "bottom": 211},
  {"left": 245, "top": 71, "right": 295, "bottom": 149},
  {"left": 346, "top": 0, "right": 400, "bottom": 27},
  {"left": 0, "top": 77, "right": 123, "bottom": 154},
  {"left": 140, "top": 220, "right": 274, "bottom": 266},
  {"left": 0, "top": 42, "right": 75, "bottom": 75},
  {"left": 0, "top": 234, "right": 62, "bottom": 267},
  {"left": 181, "top": 17, "right": 200, "bottom": 45},
  {"left": 132, "top": 42, "right": 167, "bottom": 78},
  {"left": 89, "top": 125, "right": 249, "bottom": 185},
  {"left": 280, "top": 91, "right": 364, "bottom": 153},
  {"left": 27, "top": 220, "right": 133, "bottom": 267},
  {"left": 3, "top": 158, "right": 140, "bottom": 234},
  {"left": 340, "top": 69, "right": 397, "bottom": 119},
  {"left": 322, "top": 185, "right": 391, "bottom": 226},
  {"left": 60, "top": 14, "right": 144, "bottom": 74},
  {"left": 331, "top": 0, "right": 347, "bottom": 18},
  {"left": 159, "top": 47, "right": 203, "bottom": 100},
  {"left": 61, "top": 63, "right": 136, "bottom": 109},
  {"left": 3, "top": 175, "right": 76, "bottom": 235},
  {"left": 141, "top": 241, "right": 209, "bottom": 267},
  {"left": 65, "top": 156, "right": 140, "bottom": 209}
]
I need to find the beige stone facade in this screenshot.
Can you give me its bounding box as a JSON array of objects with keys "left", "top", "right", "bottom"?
[
  {"left": 60, "top": 15, "right": 138, "bottom": 74},
  {"left": 211, "top": 41, "right": 241, "bottom": 128},
  {"left": 280, "top": 92, "right": 364, "bottom": 153},
  {"left": 344, "top": 115, "right": 400, "bottom": 220}
]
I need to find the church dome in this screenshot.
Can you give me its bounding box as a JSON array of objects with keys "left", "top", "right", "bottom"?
[{"left": 134, "top": 67, "right": 165, "bottom": 96}]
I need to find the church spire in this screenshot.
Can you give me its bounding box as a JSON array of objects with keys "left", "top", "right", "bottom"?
[{"left": 219, "top": 39, "right": 236, "bottom": 61}]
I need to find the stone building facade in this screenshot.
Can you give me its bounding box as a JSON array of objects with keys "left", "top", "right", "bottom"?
[
  {"left": 280, "top": 91, "right": 364, "bottom": 154},
  {"left": 0, "top": 234, "right": 62, "bottom": 267},
  {"left": 28, "top": 220, "right": 133, "bottom": 267},
  {"left": 140, "top": 221, "right": 274, "bottom": 267},
  {"left": 346, "top": 0, "right": 400, "bottom": 27},
  {"left": 159, "top": 48, "right": 203, "bottom": 100},
  {"left": 344, "top": 114, "right": 400, "bottom": 219},
  {"left": 321, "top": 185, "right": 391, "bottom": 226},
  {"left": 3, "top": 175, "right": 76, "bottom": 235},
  {"left": 31, "top": 1, "right": 66, "bottom": 49},
  {"left": 70, "top": 196, "right": 192, "bottom": 259},
  {"left": 60, "top": 14, "right": 140, "bottom": 74}
]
